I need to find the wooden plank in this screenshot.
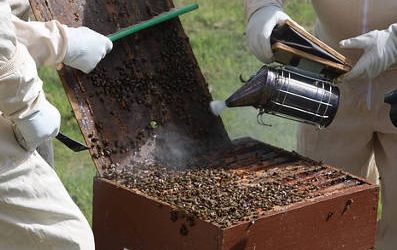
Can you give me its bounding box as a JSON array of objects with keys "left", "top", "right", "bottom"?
[
  {"left": 93, "top": 177, "right": 221, "bottom": 250},
  {"left": 30, "top": 0, "right": 231, "bottom": 175},
  {"left": 282, "top": 19, "right": 351, "bottom": 66},
  {"left": 272, "top": 42, "right": 351, "bottom": 74},
  {"left": 222, "top": 186, "right": 378, "bottom": 250}
]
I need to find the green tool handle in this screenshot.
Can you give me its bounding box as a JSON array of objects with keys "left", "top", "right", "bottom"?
[{"left": 108, "top": 3, "right": 199, "bottom": 42}]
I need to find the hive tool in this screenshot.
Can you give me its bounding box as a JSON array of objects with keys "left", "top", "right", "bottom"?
[{"left": 107, "top": 3, "right": 199, "bottom": 42}]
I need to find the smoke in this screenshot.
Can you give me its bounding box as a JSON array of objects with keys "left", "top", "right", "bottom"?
[
  {"left": 210, "top": 100, "right": 227, "bottom": 116},
  {"left": 153, "top": 128, "right": 198, "bottom": 169},
  {"left": 131, "top": 135, "right": 157, "bottom": 166},
  {"left": 131, "top": 124, "right": 203, "bottom": 169}
]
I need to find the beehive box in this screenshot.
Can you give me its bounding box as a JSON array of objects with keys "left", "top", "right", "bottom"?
[{"left": 93, "top": 138, "right": 378, "bottom": 250}]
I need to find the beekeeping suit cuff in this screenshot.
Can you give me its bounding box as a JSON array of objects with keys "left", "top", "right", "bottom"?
[
  {"left": 9, "top": 0, "right": 31, "bottom": 21},
  {"left": 246, "top": 5, "right": 290, "bottom": 63},
  {"left": 13, "top": 93, "right": 60, "bottom": 152},
  {"left": 245, "top": 0, "right": 285, "bottom": 23}
]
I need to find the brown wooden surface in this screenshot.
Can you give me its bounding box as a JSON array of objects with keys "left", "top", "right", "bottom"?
[
  {"left": 272, "top": 42, "right": 352, "bottom": 74},
  {"left": 30, "top": 0, "right": 231, "bottom": 175},
  {"left": 92, "top": 140, "right": 378, "bottom": 250},
  {"left": 222, "top": 186, "right": 378, "bottom": 250},
  {"left": 93, "top": 178, "right": 222, "bottom": 250},
  {"left": 283, "top": 19, "right": 351, "bottom": 66}
]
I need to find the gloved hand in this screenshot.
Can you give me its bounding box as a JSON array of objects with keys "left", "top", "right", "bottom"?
[
  {"left": 13, "top": 95, "right": 61, "bottom": 152},
  {"left": 339, "top": 24, "right": 397, "bottom": 81},
  {"left": 246, "top": 5, "right": 290, "bottom": 63},
  {"left": 63, "top": 26, "right": 113, "bottom": 74}
]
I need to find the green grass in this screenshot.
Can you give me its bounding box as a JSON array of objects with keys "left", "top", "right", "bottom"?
[{"left": 39, "top": 0, "right": 316, "bottom": 224}]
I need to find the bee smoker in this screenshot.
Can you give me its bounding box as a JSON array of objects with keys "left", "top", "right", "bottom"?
[{"left": 225, "top": 65, "right": 340, "bottom": 128}]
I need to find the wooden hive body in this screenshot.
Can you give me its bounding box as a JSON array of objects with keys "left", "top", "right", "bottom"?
[{"left": 93, "top": 139, "right": 378, "bottom": 250}]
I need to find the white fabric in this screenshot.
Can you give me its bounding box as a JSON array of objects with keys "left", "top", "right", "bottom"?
[
  {"left": 246, "top": 5, "right": 290, "bottom": 63},
  {"left": 311, "top": 0, "right": 397, "bottom": 64},
  {"left": 297, "top": 69, "right": 397, "bottom": 250},
  {"left": 339, "top": 23, "right": 397, "bottom": 81},
  {"left": 0, "top": 0, "right": 16, "bottom": 62},
  {"left": 8, "top": 2, "right": 111, "bottom": 72},
  {"left": 36, "top": 139, "right": 54, "bottom": 167},
  {"left": 64, "top": 26, "right": 113, "bottom": 73},
  {"left": 245, "top": 0, "right": 397, "bottom": 64},
  {"left": 9, "top": 0, "right": 30, "bottom": 21},
  {"left": 0, "top": 43, "right": 42, "bottom": 122},
  {"left": 13, "top": 92, "right": 60, "bottom": 152},
  {"left": 0, "top": 151, "right": 94, "bottom": 250},
  {"left": 0, "top": 42, "right": 58, "bottom": 155},
  {"left": 0, "top": 37, "right": 53, "bottom": 135},
  {"left": 12, "top": 15, "right": 69, "bottom": 67},
  {"left": 244, "top": 0, "right": 283, "bottom": 23},
  {"left": 0, "top": 1, "right": 95, "bottom": 248}
]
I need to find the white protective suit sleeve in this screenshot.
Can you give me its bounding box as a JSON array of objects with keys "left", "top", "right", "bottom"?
[
  {"left": 12, "top": 15, "right": 69, "bottom": 67},
  {"left": 245, "top": 0, "right": 284, "bottom": 22},
  {"left": 0, "top": 0, "right": 16, "bottom": 62},
  {"left": 9, "top": 0, "right": 30, "bottom": 21},
  {"left": 0, "top": 1, "right": 60, "bottom": 152},
  {"left": 12, "top": 14, "right": 113, "bottom": 73},
  {"left": 245, "top": 0, "right": 290, "bottom": 63}
]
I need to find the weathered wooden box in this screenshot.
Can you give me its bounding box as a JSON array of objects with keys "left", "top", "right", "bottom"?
[{"left": 93, "top": 139, "right": 378, "bottom": 250}]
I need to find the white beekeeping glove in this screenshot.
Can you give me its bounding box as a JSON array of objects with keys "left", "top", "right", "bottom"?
[
  {"left": 13, "top": 93, "right": 61, "bottom": 152},
  {"left": 246, "top": 5, "right": 290, "bottom": 63},
  {"left": 63, "top": 26, "right": 113, "bottom": 74},
  {"left": 339, "top": 24, "right": 397, "bottom": 80}
]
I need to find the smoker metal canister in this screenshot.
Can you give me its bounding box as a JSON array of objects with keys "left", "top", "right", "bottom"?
[{"left": 226, "top": 66, "right": 340, "bottom": 127}]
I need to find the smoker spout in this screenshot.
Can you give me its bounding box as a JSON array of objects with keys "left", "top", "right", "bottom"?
[{"left": 225, "top": 67, "right": 274, "bottom": 108}]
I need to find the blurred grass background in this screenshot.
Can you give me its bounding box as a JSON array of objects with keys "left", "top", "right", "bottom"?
[{"left": 40, "top": 0, "right": 316, "bottom": 224}]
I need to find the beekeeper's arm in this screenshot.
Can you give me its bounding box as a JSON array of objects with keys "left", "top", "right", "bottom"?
[
  {"left": 9, "top": 0, "right": 30, "bottom": 21},
  {"left": 11, "top": 15, "right": 112, "bottom": 73},
  {"left": 0, "top": 0, "right": 60, "bottom": 151},
  {"left": 339, "top": 24, "right": 397, "bottom": 80},
  {"left": 245, "top": 0, "right": 291, "bottom": 63}
]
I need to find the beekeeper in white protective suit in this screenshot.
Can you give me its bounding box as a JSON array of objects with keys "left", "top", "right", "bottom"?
[
  {"left": 0, "top": 0, "right": 112, "bottom": 248},
  {"left": 11, "top": 0, "right": 56, "bottom": 166},
  {"left": 245, "top": 0, "right": 397, "bottom": 249}
]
